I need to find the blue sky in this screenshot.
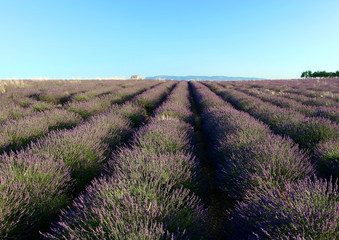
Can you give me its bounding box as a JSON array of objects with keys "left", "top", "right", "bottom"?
[{"left": 1, "top": 0, "right": 338, "bottom": 79}]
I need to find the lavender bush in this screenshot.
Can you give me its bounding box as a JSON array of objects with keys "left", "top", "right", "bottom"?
[
  {"left": 71, "top": 85, "right": 120, "bottom": 102},
  {"left": 218, "top": 132, "right": 313, "bottom": 199},
  {"left": 0, "top": 102, "right": 34, "bottom": 124},
  {"left": 30, "top": 101, "right": 55, "bottom": 112},
  {"left": 4, "top": 91, "right": 38, "bottom": 107},
  {"left": 314, "top": 139, "right": 339, "bottom": 178},
  {"left": 44, "top": 176, "right": 206, "bottom": 240},
  {"left": 110, "top": 102, "right": 147, "bottom": 127},
  {"left": 153, "top": 81, "right": 194, "bottom": 124},
  {"left": 231, "top": 176, "right": 338, "bottom": 240},
  {"left": 238, "top": 87, "right": 339, "bottom": 123},
  {"left": 0, "top": 109, "right": 82, "bottom": 154},
  {"left": 0, "top": 151, "right": 73, "bottom": 239},
  {"left": 37, "top": 89, "right": 71, "bottom": 105},
  {"left": 66, "top": 94, "right": 119, "bottom": 119},
  {"left": 132, "top": 119, "right": 196, "bottom": 155},
  {"left": 107, "top": 147, "right": 201, "bottom": 195},
  {"left": 66, "top": 81, "right": 156, "bottom": 119},
  {"left": 190, "top": 82, "right": 230, "bottom": 112},
  {"left": 224, "top": 78, "right": 339, "bottom": 101},
  {"left": 201, "top": 106, "right": 270, "bottom": 146},
  {"left": 43, "top": 80, "right": 208, "bottom": 239},
  {"left": 154, "top": 101, "right": 194, "bottom": 123},
  {"left": 288, "top": 117, "right": 338, "bottom": 149},
  {"left": 191, "top": 82, "right": 313, "bottom": 199},
  {"left": 31, "top": 112, "right": 132, "bottom": 191},
  {"left": 133, "top": 81, "right": 176, "bottom": 114},
  {"left": 206, "top": 83, "right": 339, "bottom": 178},
  {"left": 109, "top": 80, "right": 160, "bottom": 104},
  {"left": 313, "top": 106, "right": 339, "bottom": 123},
  {"left": 281, "top": 92, "right": 338, "bottom": 107},
  {"left": 1, "top": 81, "right": 171, "bottom": 239}
]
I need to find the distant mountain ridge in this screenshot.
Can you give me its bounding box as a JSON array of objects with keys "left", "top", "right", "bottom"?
[{"left": 146, "top": 75, "right": 265, "bottom": 81}]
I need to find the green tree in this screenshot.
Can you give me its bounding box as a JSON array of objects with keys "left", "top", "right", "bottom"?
[
  {"left": 301, "top": 70, "right": 338, "bottom": 78},
  {"left": 301, "top": 70, "right": 312, "bottom": 78},
  {"left": 306, "top": 70, "right": 312, "bottom": 78}
]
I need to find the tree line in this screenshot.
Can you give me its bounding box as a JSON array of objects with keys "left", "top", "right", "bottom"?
[{"left": 301, "top": 70, "right": 339, "bottom": 78}]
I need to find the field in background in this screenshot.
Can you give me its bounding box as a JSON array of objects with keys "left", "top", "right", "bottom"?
[
  {"left": 0, "top": 78, "right": 338, "bottom": 239},
  {"left": 0, "top": 79, "right": 133, "bottom": 93}
]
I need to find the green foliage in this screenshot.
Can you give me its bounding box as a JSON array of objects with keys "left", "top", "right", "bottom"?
[
  {"left": 31, "top": 102, "right": 54, "bottom": 112},
  {"left": 301, "top": 70, "right": 339, "bottom": 78}
]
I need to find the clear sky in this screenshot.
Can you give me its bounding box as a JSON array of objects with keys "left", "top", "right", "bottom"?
[{"left": 1, "top": 0, "right": 338, "bottom": 79}]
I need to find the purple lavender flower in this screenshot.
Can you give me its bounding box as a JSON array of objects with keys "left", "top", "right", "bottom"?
[
  {"left": 43, "top": 80, "right": 208, "bottom": 239},
  {"left": 218, "top": 133, "right": 314, "bottom": 199},
  {"left": 0, "top": 151, "right": 73, "bottom": 239},
  {"left": 66, "top": 81, "right": 158, "bottom": 118},
  {"left": 0, "top": 102, "right": 34, "bottom": 124},
  {"left": 191, "top": 82, "right": 313, "bottom": 199},
  {"left": 132, "top": 81, "right": 177, "bottom": 114},
  {"left": 153, "top": 81, "right": 194, "bottom": 123},
  {"left": 43, "top": 177, "right": 206, "bottom": 240},
  {"left": 0, "top": 109, "right": 82, "bottom": 154},
  {"left": 31, "top": 111, "right": 132, "bottom": 191},
  {"left": 314, "top": 139, "right": 339, "bottom": 178},
  {"left": 231, "top": 176, "right": 338, "bottom": 240},
  {"left": 107, "top": 147, "right": 201, "bottom": 193},
  {"left": 205, "top": 82, "right": 339, "bottom": 177},
  {"left": 110, "top": 102, "right": 147, "bottom": 127},
  {"left": 132, "top": 119, "right": 196, "bottom": 155}
]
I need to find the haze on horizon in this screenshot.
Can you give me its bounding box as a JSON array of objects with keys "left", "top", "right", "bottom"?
[{"left": 0, "top": 0, "right": 338, "bottom": 80}]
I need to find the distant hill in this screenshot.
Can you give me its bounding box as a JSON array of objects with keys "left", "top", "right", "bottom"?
[{"left": 145, "top": 75, "right": 265, "bottom": 81}]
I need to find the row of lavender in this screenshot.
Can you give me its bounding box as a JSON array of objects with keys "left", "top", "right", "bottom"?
[
  {"left": 220, "top": 80, "right": 338, "bottom": 109},
  {"left": 0, "top": 81, "right": 161, "bottom": 155},
  {"left": 233, "top": 85, "right": 339, "bottom": 123},
  {"left": 0, "top": 80, "right": 150, "bottom": 124},
  {"left": 65, "top": 81, "right": 160, "bottom": 119},
  {"left": 43, "top": 81, "right": 209, "bottom": 239},
  {"left": 230, "top": 78, "right": 339, "bottom": 100},
  {"left": 206, "top": 82, "right": 339, "bottom": 179},
  {"left": 0, "top": 81, "right": 175, "bottom": 239},
  {"left": 2, "top": 80, "right": 131, "bottom": 106},
  {"left": 0, "top": 80, "right": 113, "bottom": 123},
  {"left": 190, "top": 81, "right": 338, "bottom": 239},
  {"left": 243, "top": 85, "right": 339, "bottom": 108}
]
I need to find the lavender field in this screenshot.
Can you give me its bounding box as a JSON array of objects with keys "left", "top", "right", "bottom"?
[{"left": 0, "top": 78, "right": 338, "bottom": 240}]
